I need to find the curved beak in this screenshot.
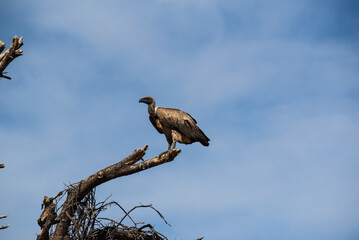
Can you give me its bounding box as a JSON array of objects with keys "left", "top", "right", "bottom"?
[{"left": 139, "top": 98, "right": 145, "bottom": 103}]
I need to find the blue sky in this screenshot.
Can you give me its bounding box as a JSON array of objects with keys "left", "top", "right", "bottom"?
[{"left": 1, "top": 1, "right": 359, "bottom": 239}]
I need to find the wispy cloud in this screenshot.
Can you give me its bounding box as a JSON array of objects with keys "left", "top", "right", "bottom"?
[{"left": 1, "top": 1, "right": 358, "bottom": 240}]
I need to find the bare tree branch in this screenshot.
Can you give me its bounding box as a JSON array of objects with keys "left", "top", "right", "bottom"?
[
  {"left": 0, "top": 35, "right": 24, "bottom": 80},
  {"left": 0, "top": 41, "right": 5, "bottom": 53},
  {"left": 0, "top": 215, "right": 10, "bottom": 230},
  {"left": 119, "top": 205, "right": 171, "bottom": 227},
  {"left": 0, "top": 225, "right": 10, "bottom": 230},
  {"left": 44, "top": 145, "right": 181, "bottom": 240},
  {"left": 37, "top": 192, "right": 63, "bottom": 240}
]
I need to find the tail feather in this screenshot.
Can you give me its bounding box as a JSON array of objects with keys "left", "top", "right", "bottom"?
[
  {"left": 200, "top": 140, "right": 210, "bottom": 146},
  {"left": 197, "top": 128, "right": 210, "bottom": 146}
]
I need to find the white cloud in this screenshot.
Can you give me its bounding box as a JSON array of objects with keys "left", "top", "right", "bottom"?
[{"left": 1, "top": 1, "right": 358, "bottom": 240}]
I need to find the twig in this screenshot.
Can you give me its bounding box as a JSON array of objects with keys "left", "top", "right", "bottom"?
[
  {"left": 0, "top": 225, "right": 10, "bottom": 230},
  {"left": 119, "top": 204, "right": 171, "bottom": 227},
  {"left": 0, "top": 215, "right": 10, "bottom": 230},
  {"left": 103, "top": 201, "right": 137, "bottom": 226},
  {"left": 96, "top": 217, "right": 121, "bottom": 225}
]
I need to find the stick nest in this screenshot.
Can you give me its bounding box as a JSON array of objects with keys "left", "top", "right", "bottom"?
[{"left": 46, "top": 187, "right": 169, "bottom": 240}]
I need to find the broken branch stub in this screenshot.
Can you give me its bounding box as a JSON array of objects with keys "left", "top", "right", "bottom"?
[
  {"left": 0, "top": 35, "right": 24, "bottom": 80},
  {"left": 0, "top": 215, "right": 10, "bottom": 230}
]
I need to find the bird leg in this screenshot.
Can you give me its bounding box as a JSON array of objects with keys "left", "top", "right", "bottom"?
[
  {"left": 172, "top": 142, "right": 176, "bottom": 149},
  {"left": 168, "top": 143, "right": 172, "bottom": 151}
]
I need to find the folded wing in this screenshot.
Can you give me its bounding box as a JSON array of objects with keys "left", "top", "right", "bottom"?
[{"left": 155, "top": 107, "right": 210, "bottom": 146}]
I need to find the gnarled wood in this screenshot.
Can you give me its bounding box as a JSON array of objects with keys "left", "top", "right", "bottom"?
[
  {"left": 49, "top": 145, "right": 181, "bottom": 240},
  {"left": 0, "top": 35, "right": 23, "bottom": 80},
  {"left": 37, "top": 192, "right": 63, "bottom": 240}
]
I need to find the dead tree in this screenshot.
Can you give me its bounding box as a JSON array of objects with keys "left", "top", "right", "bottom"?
[
  {"left": 37, "top": 145, "right": 181, "bottom": 240},
  {"left": 0, "top": 35, "right": 24, "bottom": 80},
  {"left": 0, "top": 35, "right": 24, "bottom": 231}
]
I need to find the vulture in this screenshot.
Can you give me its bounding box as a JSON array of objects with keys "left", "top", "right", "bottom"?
[{"left": 139, "top": 96, "right": 210, "bottom": 150}]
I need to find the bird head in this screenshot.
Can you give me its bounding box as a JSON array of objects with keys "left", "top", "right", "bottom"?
[{"left": 139, "top": 96, "right": 155, "bottom": 105}]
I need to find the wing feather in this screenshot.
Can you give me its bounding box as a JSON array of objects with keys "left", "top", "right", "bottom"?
[
  {"left": 156, "top": 107, "right": 210, "bottom": 145},
  {"left": 149, "top": 115, "right": 163, "bottom": 134}
]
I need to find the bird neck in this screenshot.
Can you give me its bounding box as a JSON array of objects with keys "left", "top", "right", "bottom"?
[{"left": 148, "top": 102, "right": 156, "bottom": 116}]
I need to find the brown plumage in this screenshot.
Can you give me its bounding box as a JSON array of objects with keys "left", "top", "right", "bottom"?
[{"left": 139, "top": 96, "right": 210, "bottom": 150}]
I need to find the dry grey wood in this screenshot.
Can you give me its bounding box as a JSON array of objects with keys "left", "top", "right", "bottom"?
[
  {"left": 46, "top": 145, "right": 180, "bottom": 240},
  {"left": 0, "top": 35, "right": 23, "bottom": 80}
]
